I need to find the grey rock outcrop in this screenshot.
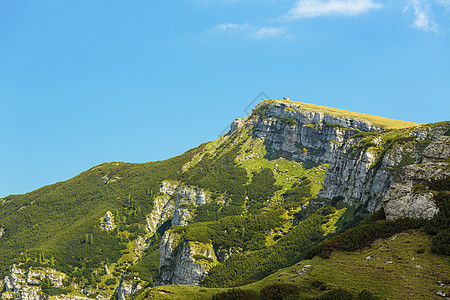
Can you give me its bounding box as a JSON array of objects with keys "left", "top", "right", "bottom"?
[
  {"left": 2, "top": 264, "right": 66, "bottom": 300},
  {"left": 102, "top": 175, "right": 120, "bottom": 185},
  {"left": 101, "top": 211, "right": 116, "bottom": 231},
  {"left": 0, "top": 227, "right": 4, "bottom": 238},
  {"left": 172, "top": 185, "right": 210, "bottom": 226},
  {"left": 319, "top": 122, "right": 450, "bottom": 212},
  {"left": 156, "top": 231, "right": 217, "bottom": 286},
  {"left": 248, "top": 100, "right": 380, "bottom": 163},
  {"left": 146, "top": 181, "right": 213, "bottom": 234},
  {"left": 422, "top": 136, "right": 450, "bottom": 162},
  {"left": 116, "top": 275, "right": 142, "bottom": 300},
  {"left": 229, "top": 118, "right": 244, "bottom": 134},
  {"left": 382, "top": 162, "right": 449, "bottom": 220}
]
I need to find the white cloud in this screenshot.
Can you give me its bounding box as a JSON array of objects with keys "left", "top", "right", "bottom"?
[
  {"left": 210, "top": 23, "right": 288, "bottom": 39},
  {"left": 404, "top": 0, "right": 438, "bottom": 33},
  {"left": 285, "top": 0, "right": 382, "bottom": 19},
  {"left": 437, "top": 0, "right": 450, "bottom": 11}
]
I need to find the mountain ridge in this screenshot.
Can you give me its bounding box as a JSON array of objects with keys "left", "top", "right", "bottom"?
[{"left": 0, "top": 99, "right": 448, "bottom": 300}]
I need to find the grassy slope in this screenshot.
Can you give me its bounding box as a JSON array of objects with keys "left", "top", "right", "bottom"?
[
  {"left": 265, "top": 99, "right": 420, "bottom": 129},
  {"left": 0, "top": 147, "right": 201, "bottom": 277},
  {"left": 134, "top": 230, "right": 449, "bottom": 300}
]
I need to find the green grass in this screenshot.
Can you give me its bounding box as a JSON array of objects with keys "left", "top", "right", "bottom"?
[{"left": 132, "top": 230, "right": 449, "bottom": 300}]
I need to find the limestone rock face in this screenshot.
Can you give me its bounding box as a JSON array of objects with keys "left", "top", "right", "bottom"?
[
  {"left": 172, "top": 186, "right": 210, "bottom": 226},
  {"left": 249, "top": 101, "right": 375, "bottom": 163},
  {"left": 156, "top": 231, "right": 217, "bottom": 286},
  {"left": 2, "top": 264, "right": 66, "bottom": 300},
  {"left": 146, "top": 194, "right": 175, "bottom": 233},
  {"left": 382, "top": 162, "right": 450, "bottom": 220},
  {"left": 319, "top": 123, "right": 449, "bottom": 212},
  {"left": 101, "top": 211, "right": 116, "bottom": 231},
  {"left": 422, "top": 136, "right": 450, "bottom": 162},
  {"left": 146, "top": 181, "right": 213, "bottom": 234},
  {"left": 229, "top": 118, "right": 244, "bottom": 134},
  {"left": 117, "top": 275, "right": 142, "bottom": 300}
]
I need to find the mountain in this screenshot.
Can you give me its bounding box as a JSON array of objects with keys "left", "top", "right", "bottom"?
[{"left": 0, "top": 99, "right": 448, "bottom": 300}]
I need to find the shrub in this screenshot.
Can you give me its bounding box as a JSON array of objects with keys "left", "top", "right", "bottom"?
[
  {"left": 425, "top": 192, "right": 449, "bottom": 255},
  {"left": 42, "top": 287, "right": 71, "bottom": 296},
  {"left": 315, "top": 288, "right": 354, "bottom": 300},
  {"left": 311, "top": 280, "right": 327, "bottom": 291},
  {"left": 356, "top": 289, "right": 380, "bottom": 300},
  {"left": 212, "top": 288, "right": 258, "bottom": 300},
  {"left": 105, "top": 278, "right": 117, "bottom": 286},
  {"left": 415, "top": 248, "right": 425, "bottom": 254},
  {"left": 260, "top": 283, "right": 300, "bottom": 300},
  {"left": 230, "top": 280, "right": 257, "bottom": 287}
]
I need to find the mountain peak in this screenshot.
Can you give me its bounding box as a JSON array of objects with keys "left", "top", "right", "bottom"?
[{"left": 254, "top": 99, "right": 420, "bottom": 130}]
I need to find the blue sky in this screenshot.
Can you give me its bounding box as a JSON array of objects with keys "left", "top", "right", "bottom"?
[{"left": 1, "top": 0, "right": 449, "bottom": 198}]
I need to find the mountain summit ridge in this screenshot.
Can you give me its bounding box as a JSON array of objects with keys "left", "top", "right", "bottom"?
[
  {"left": 0, "top": 99, "right": 448, "bottom": 300},
  {"left": 254, "top": 99, "right": 420, "bottom": 129}
]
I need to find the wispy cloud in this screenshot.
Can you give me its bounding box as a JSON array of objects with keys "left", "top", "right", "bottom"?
[
  {"left": 285, "top": 0, "right": 382, "bottom": 19},
  {"left": 437, "top": 0, "right": 450, "bottom": 11},
  {"left": 210, "top": 23, "right": 288, "bottom": 39},
  {"left": 404, "top": 0, "right": 438, "bottom": 33}
]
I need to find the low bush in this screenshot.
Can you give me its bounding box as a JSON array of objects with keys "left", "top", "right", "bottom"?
[
  {"left": 212, "top": 288, "right": 258, "bottom": 300},
  {"left": 315, "top": 288, "right": 379, "bottom": 300},
  {"left": 260, "top": 283, "right": 300, "bottom": 300},
  {"left": 105, "top": 278, "right": 117, "bottom": 286},
  {"left": 315, "top": 288, "right": 354, "bottom": 300}
]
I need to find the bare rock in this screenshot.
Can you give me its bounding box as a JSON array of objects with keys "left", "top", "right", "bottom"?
[{"left": 101, "top": 211, "right": 116, "bottom": 231}]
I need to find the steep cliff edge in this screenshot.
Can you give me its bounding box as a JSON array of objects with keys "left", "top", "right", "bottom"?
[
  {"left": 155, "top": 230, "right": 217, "bottom": 286},
  {"left": 319, "top": 122, "right": 449, "bottom": 215},
  {"left": 146, "top": 181, "right": 215, "bottom": 234}
]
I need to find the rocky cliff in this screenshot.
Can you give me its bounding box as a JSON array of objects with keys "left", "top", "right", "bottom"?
[
  {"left": 248, "top": 100, "right": 381, "bottom": 163},
  {"left": 319, "top": 123, "right": 450, "bottom": 215},
  {"left": 382, "top": 136, "right": 450, "bottom": 220},
  {"left": 156, "top": 230, "right": 218, "bottom": 286},
  {"left": 146, "top": 181, "right": 214, "bottom": 233},
  {"left": 2, "top": 264, "right": 66, "bottom": 300},
  {"left": 116, "top": 274, "right": 142, "bottom": 300}
]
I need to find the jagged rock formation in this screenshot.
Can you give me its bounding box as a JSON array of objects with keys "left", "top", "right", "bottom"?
[
  {"left": 116, "top": 275, "right": 142, "bottom": 300},
  {"left": 382, "top": 136, "right": 450, "bottom": 220},
  {"left": 101, "top": 211, "right": 116, "bottom": 231},
  {"left": 101, "top": 175, "right": 120, "bottom": 184},
  {"left": 156, "top": 230, "right": 218, "bottom": 286},
  {"left": 146, "top": 181, "right": 213, "bottom": 233},
  {"left": 229, "top": 118, "right": 244, "bottom": 134},
  {"left": 422, "top": 136, "right": 450, "bottom": 162},
  {"left": 249, "top": 100, "right": 381, "bottom": 163},
  {"left": 319, "top": 123, "right": 449, "bottom": 213},
  {"left": 2, "top": 264, "right": 66, "bottom": 300}
]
